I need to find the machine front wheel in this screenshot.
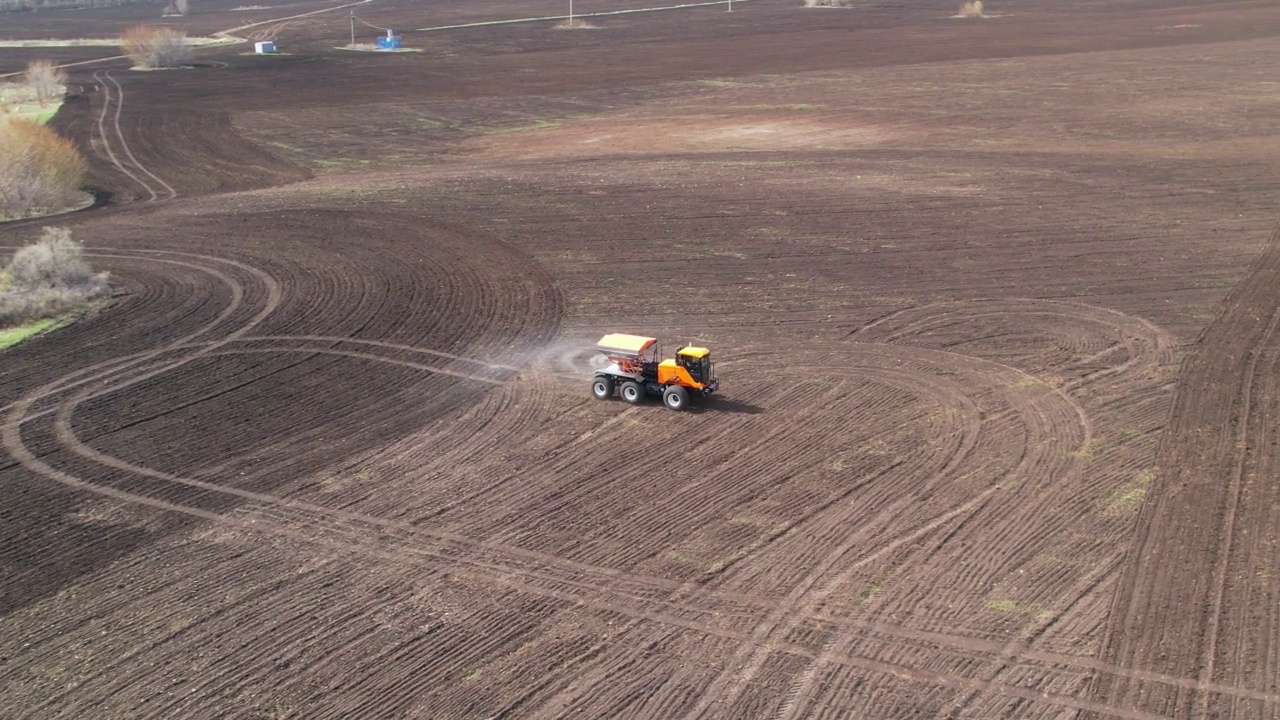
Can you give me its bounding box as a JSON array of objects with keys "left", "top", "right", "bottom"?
[{"left": 663, "top": 385, "right": 690, "bottom": 411}]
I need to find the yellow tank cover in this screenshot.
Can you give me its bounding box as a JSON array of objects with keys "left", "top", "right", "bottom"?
[
  {"left": 596, "top": 333, "right": 658, "bottom": 356},
  {"left": 676, "top": 346, "right": 711, "bottom": 358}
]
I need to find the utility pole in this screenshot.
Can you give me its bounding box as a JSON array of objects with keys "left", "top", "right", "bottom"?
[
  {"left": 569, "top": 0, "right": 574, "bottom": 26},
  {"left": 349, "top": 11, "right": 355, "bottom": 46}
]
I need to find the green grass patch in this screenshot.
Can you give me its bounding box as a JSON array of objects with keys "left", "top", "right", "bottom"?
[
  {"left": 483, "top": 119, "right": 562, "bottom": 135},
  {"left": 262, "top": 140, "right": 304, "bottom": 154},
  {"left": 0, "top": 294, "right": 113, "bottom": 352},
  {"left": 729, "top": 514, "right": 773, "bottom": 528},
  {"left": 986, "top": 598, "right": 1020, "bottom": 613},
  {"left": 313, "top": 158, "right": 371, "bottom": 169},
  {"left": 415, "top": 116, "right": 449, "bottom": 131},
  {"left": 1105, "top": 469, "right": 1154, "bottom": 515},
  {"left": 11, "top": 105, "right": 60, "bottom": 124},
  {"left": 727, "top": 103, "right": 824, "bottom": 111},
  {"left": 695, "top": 79, "right": 741, "bottom": 88},
  {"left": 3, "top": 100, "right": 63, "bottom": 124},
  {"left": 1, "top": 79, "right": 65, "bottom": 124},
  {"left": 0, "top": 316, "right": 62, "bottom": 349},
  {"left": 986, "top": 596, "right": 1056, "bottom": 621}
]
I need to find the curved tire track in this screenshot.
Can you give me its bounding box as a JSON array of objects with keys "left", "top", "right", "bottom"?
[{"left": 90, "top": 70, "right": 177, "bottom": 203}]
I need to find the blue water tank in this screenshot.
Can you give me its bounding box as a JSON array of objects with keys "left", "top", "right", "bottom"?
[{"left": 376, "top": 35, "right": 402, "bottom": 50}]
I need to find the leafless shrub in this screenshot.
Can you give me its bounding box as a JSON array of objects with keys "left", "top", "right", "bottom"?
[
  {"left": 121, "top": 25, "right": 192, "bottom": 69},
  {"left": 9, "top": 227, "right": 92, "bottom": 286},
  {"left": 0, "top": 226, "right": 108, "bottom": 326},
  {"left": 0, "top": 284, "right": 92, "bottom": 324},
  {"left": 958, "top": 0, "right": 985, "bottom": 17},
  {"left": 23, "top": 59, "right": 66, "bottom": 105},
  {"left": 803, "top": 0, "right": 853, "bottom": 7},
  {"left": 0, "top": 119, "right": 88, "bottom": 219},
  {"left": 162, "top": 0, "right": 188, "bottom": 16}
]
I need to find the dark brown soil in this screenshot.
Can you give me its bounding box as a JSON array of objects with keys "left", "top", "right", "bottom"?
[{"left": 1, "top": 0, "right": 1278, "bottom": 717}]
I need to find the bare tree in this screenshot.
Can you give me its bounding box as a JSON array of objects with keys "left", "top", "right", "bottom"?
[
  {"left": 23, "top": 59, "right": 66, "bottom": 106},
  {"left": 121, "top": 25, "right": 192, "bottom": 69}
]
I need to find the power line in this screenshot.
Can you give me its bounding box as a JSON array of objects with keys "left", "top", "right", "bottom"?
[{"left": 352, "top": 13, "right": 394, "bottom": 33}]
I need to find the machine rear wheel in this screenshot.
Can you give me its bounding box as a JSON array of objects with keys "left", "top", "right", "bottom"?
[
  {"left": 663, "top": 385, "right": 690, "bottom": 411},
  {"left": 620, "top": 381, "right": 644, "bottom": 404},
  {"left": 591, "top": 375, "right": 615, "bottom": 400}
]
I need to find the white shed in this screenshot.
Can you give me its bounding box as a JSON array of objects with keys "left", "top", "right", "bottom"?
[{"left": 254, "top": 41, "right": 277, "bottom": 54}]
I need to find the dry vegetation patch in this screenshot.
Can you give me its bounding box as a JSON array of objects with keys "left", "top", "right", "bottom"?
[
  {"left": 23, "top": 59, "right": 66, "bottom": 106},
  {"left": 121, "top": 25, "right": 193, "bottom": 69},
  {"left": 0, "top": 119, "right": 88, "bottom": 220},
  {"left": 0, "top": 227, "right": 109, "bottom": 328},
  {"left": 958, "top": 0, "right": 985, "bottom": 18}
]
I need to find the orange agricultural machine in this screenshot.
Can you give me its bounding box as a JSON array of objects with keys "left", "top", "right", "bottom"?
[{"left": 591, "top": 333, "right": 719, "bottom": 411}]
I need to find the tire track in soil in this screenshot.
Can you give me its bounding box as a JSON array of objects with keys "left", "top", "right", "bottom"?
[
  {"left": 1089, "top": 222, "right": 1280, "bottom": 720},
  {"left": 0, "top": 251, "right": 237, "bottom": 420},
  {"left": 14, "top": 319, "right": 1252, "bottom": 715},
  {"left": 1192, "top": 246, "right": 1280, "bottom": 720},
  {"left": 681, "top": 343, "right": 1091, "bottom": 720},
  {"left": 2, "top": 250, "right": 280, "bottom": 434},
  {"left": 13, "top": 352, "right": 1276, "bottom": 717},
  {"left": 685, "top": 362, "right": 981, "bottom": 587},
  {"left": 8, "top": 271, "right": 1257, "bottom": 720},
  {"left": 212, "top": 0, "right": 376, "bottom": 44},
  {"left": 90, "top": 70, "right": 177, "bottom": 203},
  {"left": 832, "top": 299, "right": 1177, "bottom": 720},
  {"left": 0, "top": 235, "right": 1213, "bottom": 717},
  {"left": 2, "top": 216, "right": 559, "bottom": 631},
  {"left": 856, "top": 302, "right": 1171, "bottom": 720},
  {"left": 665, "top": 299, "right": 1176, "bottom": 720},
  {"left": 6, "top": 273, "right": 738, "bottom": 643},
  {"left": 513, "top": 356, "right": 984, "bottom": 717},
  {"left": 510, "top": 301, "right": 1177, "bottom": 719},
  {"left": 245, "top": 20, "right": 306, "bottom": 43},
  {"left": 28, "top": 338, "right": 765, "bottom": 620},
  {"left": 0, "top": 250, "right": 274, "bottom": 429}
]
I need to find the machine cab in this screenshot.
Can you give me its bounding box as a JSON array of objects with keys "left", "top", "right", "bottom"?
[{"left": 675, "top": 345, "right": 713, "bottom": 385}]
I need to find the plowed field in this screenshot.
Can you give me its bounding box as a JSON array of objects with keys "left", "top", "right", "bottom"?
[{"left": 2, "top": 0, "right": 1278, "bottom": 717}]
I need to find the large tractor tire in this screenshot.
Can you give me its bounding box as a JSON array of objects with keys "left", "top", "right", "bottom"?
[
  {"left": 620, "top": 380, "right": 645, "bottom": 405},
  {"left": 663, "top": 385, "right": 690, "bottom": 411},
  {"left": 591, "top": 375, "right": 615, "bottom": 400}
]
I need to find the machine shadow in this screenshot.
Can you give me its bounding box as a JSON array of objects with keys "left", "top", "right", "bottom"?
[{"left": 691, "top": 396, "right": 764, "bottom": 415}]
